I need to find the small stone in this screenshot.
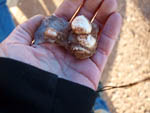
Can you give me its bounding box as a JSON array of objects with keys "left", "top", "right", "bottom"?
[
  {"left": 71, "top": 15, "right": 92, "bottom": 35},
  {"left": 45, "top": 27, "right": 58, "bottom": 40},
  {"left": 77, "top": 34, "right": 96, "bottom": 49}
]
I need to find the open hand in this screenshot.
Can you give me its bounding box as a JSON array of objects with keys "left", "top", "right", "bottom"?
[{"left": 0, "top": 0, "right": 122, "bottom": 90}]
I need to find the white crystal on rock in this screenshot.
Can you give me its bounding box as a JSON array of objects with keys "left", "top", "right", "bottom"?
[
  {"left": 45, "top": 28, "right": 58, "bottom": 39},
  {"left": 77, "top": 35, "right": 96, "bottom": 48},
  {"left": 71, "top": 15, "right": 92, "bottom": 35},
  {"left": 73, "top": 46, "right": 90, "bottom": 53}
]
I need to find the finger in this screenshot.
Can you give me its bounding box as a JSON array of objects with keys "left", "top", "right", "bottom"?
[
  {"left": 78, "top": 0, "right": 103, "bottom": 20},
  {"left": 91, "top": 13, "right": 122, "bottom": 72},
  {"left": 54, "top": 0, "right": 83, "bottom": 21},
  {"left": 6, "top": 15, "right": 44, "bottom": 45},
  {"left": 95, "top": 0, "right": 117, "bottom": 24}
]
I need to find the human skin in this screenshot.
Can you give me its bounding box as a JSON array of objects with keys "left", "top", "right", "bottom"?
[{"left": 0, "top": 0, "right": 122, "bottom": 90}]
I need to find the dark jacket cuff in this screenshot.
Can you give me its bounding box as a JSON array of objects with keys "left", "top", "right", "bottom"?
[{"left": 0, "top": 58, "right": 97, "bottom": 113}]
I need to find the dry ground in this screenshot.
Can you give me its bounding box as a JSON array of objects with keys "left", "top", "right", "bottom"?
[{"left": 7, "top": 0, "right": 150, "bottom": 113}]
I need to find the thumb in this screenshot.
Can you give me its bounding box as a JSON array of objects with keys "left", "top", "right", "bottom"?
[{"left": 6, "top": 15, "right": 44, "bottom": 45}]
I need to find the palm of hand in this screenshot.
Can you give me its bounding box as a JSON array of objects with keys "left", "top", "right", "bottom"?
[
  {"left": 0, "top": 0, "right": 122, "bottom": 90},
  {"left": 1, "top": 30, "right": 100, "bottom": 89}
]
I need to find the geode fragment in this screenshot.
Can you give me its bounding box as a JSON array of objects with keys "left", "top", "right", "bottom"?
[{"left": 34, "top": 15, "right": 99, "bottom": 59}]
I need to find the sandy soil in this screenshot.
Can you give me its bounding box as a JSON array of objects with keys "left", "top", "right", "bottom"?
[
  {"left": 101, "top": 0, "right": 150, "bottom": 113},
  {"left": 7, "top": 0, "right": 150, "bottom": 113}
]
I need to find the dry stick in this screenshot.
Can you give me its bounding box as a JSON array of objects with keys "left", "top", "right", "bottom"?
[
  {"left": 97, "top": 77, "right": 150, "bottom": 92},
  {"left": 90, "top": 0, "right": 104, "bottom": 41},
  {"left": 69, "top": 0, "right": 86, "bottom": 23},
  {"left": 91, "top": 0, "right": 104, "bottom": 23}
]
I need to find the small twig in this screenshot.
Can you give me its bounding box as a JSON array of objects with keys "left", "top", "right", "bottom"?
[
  {"left": 91, "top": 0, "right": 104, "bottom": 23},
  {"left": 69, "top": 0, "right": 86, "bottom": 23},
  {"left": 97, "top": 77, "right": 150, "bottom": 92}
]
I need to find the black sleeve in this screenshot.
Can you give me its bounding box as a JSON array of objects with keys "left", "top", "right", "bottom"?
[{"left": 0, "top": 58, "right": 97, "bottom": 113}]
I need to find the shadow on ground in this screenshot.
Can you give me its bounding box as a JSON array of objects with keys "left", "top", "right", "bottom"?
[
  {"left": 137, "top": 0, "right": 150, "bottom": 20},
  {"left": 17, "top": 0, "right": 56, "bottom": 18}
]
